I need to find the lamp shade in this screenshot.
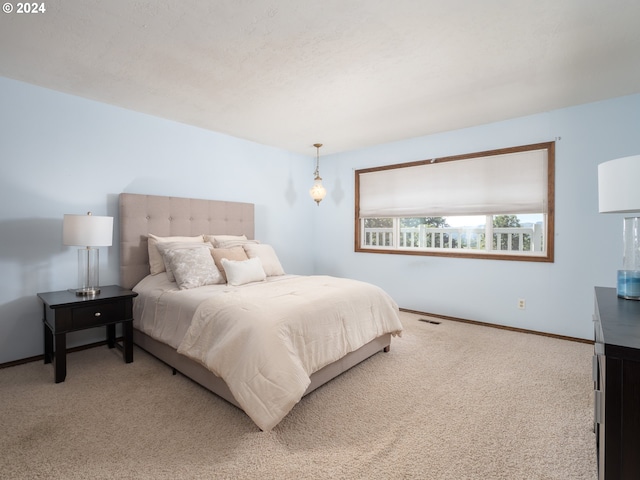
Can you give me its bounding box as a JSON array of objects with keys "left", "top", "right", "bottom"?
[
  {"left": 598, "top": 155, "right": 640, "bottom": 213},
  {"left": 63, "top": 213, "right": 113, "bottom": 247}
]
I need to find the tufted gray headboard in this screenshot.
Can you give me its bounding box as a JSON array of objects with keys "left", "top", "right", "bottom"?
[{"left": 119, "top": 193, "right": 255, "bottom": 289}]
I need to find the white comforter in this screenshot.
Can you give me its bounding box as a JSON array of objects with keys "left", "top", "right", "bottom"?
[{"left": 176, "top": 275, "right": 403, "bottom": 431}]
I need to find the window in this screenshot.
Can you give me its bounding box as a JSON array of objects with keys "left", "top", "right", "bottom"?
[{"left": 355, "top": 142, "right": 554, "bottom": 262}]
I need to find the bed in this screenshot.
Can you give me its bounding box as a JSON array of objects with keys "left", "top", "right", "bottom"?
[{"left": 119, "top": 193, "right": 403, "bottom": 430}]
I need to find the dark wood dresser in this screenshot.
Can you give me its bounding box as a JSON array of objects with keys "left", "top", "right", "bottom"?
[{"left": 594, "top": 286, "right": 640, "bottom": 479}]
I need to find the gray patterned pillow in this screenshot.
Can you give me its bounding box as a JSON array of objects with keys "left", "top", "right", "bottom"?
[
  {"left": 147, "top": 234, "right": 204, "bottom": 275},
  {"left": 164, "top": 247, "right": 224, "bottom": 289},
  {"left": 156, "top": 242, "right": 214, "bottom": 282}
]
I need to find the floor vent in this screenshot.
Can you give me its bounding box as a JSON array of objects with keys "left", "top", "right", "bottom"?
[{"left": 419, "top": 318, "right": 441, "bottom": 325}]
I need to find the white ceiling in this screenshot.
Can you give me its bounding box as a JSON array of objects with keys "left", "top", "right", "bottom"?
[{"left": 1, "top": 0, "right": 640, "bottom": 156}]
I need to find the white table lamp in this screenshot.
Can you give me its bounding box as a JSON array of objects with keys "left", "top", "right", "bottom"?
[
  {"left": 63, "top": 212, "right": 113, "bottom": 296},
  {"left": 598, "top": 155, "right": 640, "bottom": 300}
]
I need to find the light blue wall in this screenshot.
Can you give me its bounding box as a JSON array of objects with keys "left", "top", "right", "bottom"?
[
  {"left": 0, "top": 77, "right": 315, "bottom": 364},
  {"left": 2, "top": 76, "right": 638, "bottom": 365},
  {"left": 316, "top": 93, "right": 640, "bottom": 340}
]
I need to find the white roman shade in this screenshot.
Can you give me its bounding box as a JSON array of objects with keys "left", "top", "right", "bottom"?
[{"left": 358, "top": 147, "right": 549, "bottom": 218}]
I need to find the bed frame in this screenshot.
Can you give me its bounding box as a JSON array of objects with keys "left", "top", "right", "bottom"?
[{"left": 119, "top": 193, "right": 391, "bottom": 411}]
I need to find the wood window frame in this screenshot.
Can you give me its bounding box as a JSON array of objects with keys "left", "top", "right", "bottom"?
[{"left": 354, "top": 141, "right": 555, "bottom": 262}]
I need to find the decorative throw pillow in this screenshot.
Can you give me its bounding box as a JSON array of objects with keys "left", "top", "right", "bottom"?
[
  {"left": 204, "top": 234, "right": 248, "bottom": 248},
  {"left": 148, "top": 234, "right": 204, "bottom": 275},
  {"left": 156, "top": 242, "right": 214, "bottom": 282},
  {"left": 163, "top": 247, "right": 224, "bottom": 290},
  {"left": 211, "top": 246, "right": 249, "bottom": 281},
  {"left": 242, "top": 244, "right": 285, "bottom": 276},
  {"left": 221, "top": 257, "right": 266, "bottom": 286}
]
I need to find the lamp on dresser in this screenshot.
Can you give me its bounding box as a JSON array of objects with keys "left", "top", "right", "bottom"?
[
  {"left": 63, "top": 211, "right": 113, "bottom": 296},
  {"left": 598, "top": 154, "right": 640, "bottom": 300}
]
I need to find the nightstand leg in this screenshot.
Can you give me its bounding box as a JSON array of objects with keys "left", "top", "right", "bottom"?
[
  {"left": 43, "top": 322, "right": 53, "bottom": 364},
  {"left": 123, "top": 319, "right": 133, "bottom": 363},
  {"left": 106, "top": 324, "right": 116, "bottom": 348},
  {"left": 54, "top": 333, "right": 66, "bottom": 383}
]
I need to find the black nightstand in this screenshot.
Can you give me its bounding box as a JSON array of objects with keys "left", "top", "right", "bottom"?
[{"left": 37, "top": 285, "right": 138, "bottom": 383}]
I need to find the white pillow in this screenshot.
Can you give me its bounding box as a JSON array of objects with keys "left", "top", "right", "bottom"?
[
  {"left": 242, "top": 244, "right": 285, "bottom": 276},
  {"left": 221, "top": 257, "right": 266, "bottom": 286},
  {"left": 156, "top": 242, "right": 214, "bottom": 282},
  {"left": 164, "top": 247, "right": 225, "bottom": 290},
  {"left": 203, "top": 234, "right": 248, "bottom": 248},
  {"left": 148, "top": 234, "right": 204, "bottom": 275}
]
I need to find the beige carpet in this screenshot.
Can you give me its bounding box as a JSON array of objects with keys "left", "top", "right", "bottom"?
[{"left": 0, "top": 312, "right": 596, "bottom": 479}]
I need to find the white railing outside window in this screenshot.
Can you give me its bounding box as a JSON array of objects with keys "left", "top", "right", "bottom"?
[
  {"left": 364, "top": 228, "right": 394, "bottom": 247},
  {"left": 363, "top": 223, "right": 544, "bottom": 253}
]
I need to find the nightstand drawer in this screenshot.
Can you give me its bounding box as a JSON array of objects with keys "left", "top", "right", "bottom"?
[{"left": 71, "top": 301, "right": 124, "bottom": 329}]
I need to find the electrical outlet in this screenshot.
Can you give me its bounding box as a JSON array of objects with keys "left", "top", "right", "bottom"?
[{"left": 518, "top": 298, "right": 526, "bottom": 310}]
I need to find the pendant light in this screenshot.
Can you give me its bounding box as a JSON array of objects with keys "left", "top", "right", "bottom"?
[{"left": 309, "top": 143, "right": 327, "bottom": 206}]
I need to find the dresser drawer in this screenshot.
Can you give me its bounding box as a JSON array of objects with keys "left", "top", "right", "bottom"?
[{"left": 71, "top": 301, "right": 124, "bottom": 329}]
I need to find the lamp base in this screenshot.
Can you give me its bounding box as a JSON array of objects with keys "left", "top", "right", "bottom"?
[
  {"left": 617, "top": 270, "right": 640, "bottom": 300},
  {"left": 76, "top": 247, "right": 101, "bottom": 297},
  {"left": 73, "top": 287, "right": 101, "bottom": 296}
]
